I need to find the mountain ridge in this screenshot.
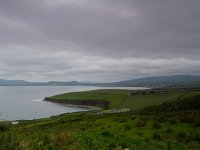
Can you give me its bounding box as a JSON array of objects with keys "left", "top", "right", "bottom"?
[
  {"left": 0, "top": 75, "right": 200, "bottom": 87},
  {"left": 109, "top": 75, "right": 200, "bottom": 87}
]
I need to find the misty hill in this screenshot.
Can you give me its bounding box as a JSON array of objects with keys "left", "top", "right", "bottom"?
[
  {"left": 0, "top": 79, "right": 82, "bottom": 86},
  {"left": 109, "top": 75, "right": 200, "bottom": 87},
  {"left": 0, "top": 79, "right": 40, "bottom": 86},
  {"left": 0, "top": 75, "right": 200, "bottom": 87},
  {"left": 46, "top": 81, "right": 81, "bottom": 86}
]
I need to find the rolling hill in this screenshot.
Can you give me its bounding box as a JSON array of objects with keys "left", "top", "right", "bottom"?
[{"left": 0, "top": 75, "right": 200, "bottom": 87}]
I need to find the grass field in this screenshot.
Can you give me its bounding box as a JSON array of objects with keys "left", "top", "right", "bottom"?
[
  {"left": 46, "top": 89, "right": 200, "bottom": 110},
  {"left": 0, "top": 106, "right": 199, "bottom": 149},
  {"left": 1, "top": 88, "right": 200, "bottom": 149}
]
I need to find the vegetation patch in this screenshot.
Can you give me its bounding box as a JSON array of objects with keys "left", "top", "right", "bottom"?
[
  {"left": 45, "top": 89, "right": 193, "bottom": 110},
  {"left": 0, "top": 88, "right": 199, "bottom": 149}
]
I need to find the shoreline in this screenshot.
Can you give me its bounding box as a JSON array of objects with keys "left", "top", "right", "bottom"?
[
  {"left": 44, "top": 99, "right": 102, "bottom": 110},
  {"left": 0, "top": 104, "right": 100, "bottom": 122}
]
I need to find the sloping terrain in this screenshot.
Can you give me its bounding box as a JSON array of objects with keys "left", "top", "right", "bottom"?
[
  {"left": 0, "top": 89, "right": 200, "bottom": 150},
  {"left": 45, "top": 89, "right": 200, "bottom": 110}
]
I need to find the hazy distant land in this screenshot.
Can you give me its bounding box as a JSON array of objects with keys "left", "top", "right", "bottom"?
[{"left": 1, "top": 75, "right": 200, "bottom": 87}]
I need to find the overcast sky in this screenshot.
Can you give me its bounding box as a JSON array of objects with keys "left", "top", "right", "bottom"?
[{"left": 0, "top": 0, "right": 200, "bottom": 82}]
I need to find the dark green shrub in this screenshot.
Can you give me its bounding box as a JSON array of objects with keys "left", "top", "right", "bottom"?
[
  {"left": 152, "top": 130, "right": 162, "bottom": 140},
  {"left": 131, "top": 116, "right": 136, "bottom": 120},
  {"left": 185, "top": 131, "right": 200, "bottom": 143},
  {"left": 139, "top": 116, "right": 149, "bottom": 121},
  {"left": 152, "top": 122, "right": 161, "bottom": 129},
  {"left": 157, "top": 116, "right": 167, "bottom": 123},
  {"left": 194, "top": 121, "right": 200, "bottom": 127},
  {"left": 100, "top": 130, "right": 113, "bottom": 137},
  {"left": 170, "top": 118, "right": 177, "bottom": 125},
  {"left": 108, "top": 143, "right": 117, "bottom": 149},
  {"left": 136, "top": 132, "right": 143, "bottom": 137},
  {"left": 113, "top": 117, "right": 128, "bottom": 123},
  {"left": 167, "top": 141, "right": 172, "bottom": 150},
  {"left": 124, "top": 124, "right": 131, "bottom": 131},
  {"left": 180, "top": 113, "right": 200, "bottom": 124},
  {"left": 0, "top": 132, "right": 18, "bottom": 149},
  {"left": 166, "top": 128, "right": 173, "bottom": 134},
  {"left": 176, "top": 131, "right": 186, "bottom": 142},
  {"left": 136, "top": 120, "right": 146, "bottom": 127},
  {"left": 0, "top": 125, "right": 9, "bottom": 132}
]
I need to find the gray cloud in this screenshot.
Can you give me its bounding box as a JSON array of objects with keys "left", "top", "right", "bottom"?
[{"left": 0, "top": 0, "right": 200, "bottom": 82}]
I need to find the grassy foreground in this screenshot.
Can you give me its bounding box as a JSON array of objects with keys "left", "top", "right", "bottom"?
[{"left": 0, "top": 88, "right": 200, "bottom": 150}]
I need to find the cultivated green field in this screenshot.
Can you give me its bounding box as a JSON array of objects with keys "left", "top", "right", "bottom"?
[{"left": 46, "top": 89, "right": 200, "bottom": 110}]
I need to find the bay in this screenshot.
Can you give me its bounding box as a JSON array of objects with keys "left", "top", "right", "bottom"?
[{"left": 0, "top": 86, "right": 146, "bottom": 121}]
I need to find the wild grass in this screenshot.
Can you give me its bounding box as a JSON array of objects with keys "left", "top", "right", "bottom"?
[
  {"left": 46, "top": 89, "right": 189, "bottom": 110},
  {"left": 0, "top": 88, "right": 200, "bottom": 149}
]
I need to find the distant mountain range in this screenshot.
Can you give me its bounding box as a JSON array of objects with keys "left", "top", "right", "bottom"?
[
  {"left": 0, "top": 75, "right": 200, "bottom": 87},
  {"left": 0, "top": 79, "right": 82, "bottom": 86},
  {"left": 108, "top": 75, "right": 200, "bottom": 87}
]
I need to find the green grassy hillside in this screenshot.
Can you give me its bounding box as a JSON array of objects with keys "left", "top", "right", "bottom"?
[
  {"left": 45, "top": 89, "right": 200, "bottom": 110},
  {"left": 1, "top": 89, "right": 200, "bottom": 149}
]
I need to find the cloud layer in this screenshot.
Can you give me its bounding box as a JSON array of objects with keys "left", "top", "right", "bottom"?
[{"left": 0, "top": 0, "right": 200, "bottom": 81}]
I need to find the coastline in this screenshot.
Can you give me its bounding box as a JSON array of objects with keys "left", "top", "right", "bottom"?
[
  {"left": 44, "top": 99, "right": 102, "bottom": 110},
  {"left": 44, "top": 99, "right": 130, "bottom": 115}
]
